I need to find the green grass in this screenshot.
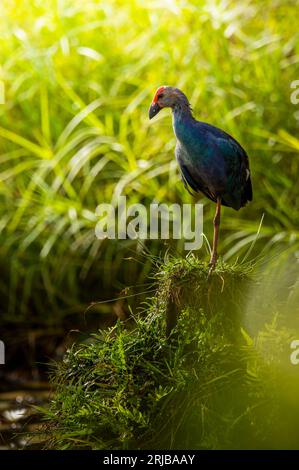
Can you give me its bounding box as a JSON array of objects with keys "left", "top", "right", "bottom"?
[
  {"left": 1, "top": 0, "right": 299, "bottom": 323},
  {"left": 41, "top": 257, "right": 299, "bottom": 449}
]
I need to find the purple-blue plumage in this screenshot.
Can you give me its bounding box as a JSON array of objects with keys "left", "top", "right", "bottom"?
[
  {"left": 149, "top": 85, "right": 253, "bottom": 271},
  {"left": 149, "top": 86, "right": 252, "bottom": 211}
]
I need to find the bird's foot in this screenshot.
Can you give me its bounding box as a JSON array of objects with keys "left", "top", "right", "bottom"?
[{"left": 208, "top": 256, "right": 217, "bottom": 277}]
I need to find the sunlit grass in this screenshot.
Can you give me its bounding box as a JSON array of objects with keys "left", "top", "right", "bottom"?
[{"left": 0, "top": 0, "right": 299, "bottom": 321}]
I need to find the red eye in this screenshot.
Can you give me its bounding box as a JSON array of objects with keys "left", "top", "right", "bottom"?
[{"left": 158, "top": 93, "right": 164, "bottom": 99}]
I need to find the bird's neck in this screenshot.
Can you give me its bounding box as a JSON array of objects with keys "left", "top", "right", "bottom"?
[
  {"left": 172, "top": 101, "right": 194, "bottom": 142},
  {"left": 172, "top": 102, "right": 193, "bottom": 122}
]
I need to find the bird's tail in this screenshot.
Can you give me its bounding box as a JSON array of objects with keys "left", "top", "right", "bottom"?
[{"left": 241, "top": 177, "right": 253, "bottom": 206}]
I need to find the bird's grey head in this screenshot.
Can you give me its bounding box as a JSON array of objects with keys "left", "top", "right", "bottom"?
[{"left": 149, "top": 86, "right": 191, "bottom": 119}]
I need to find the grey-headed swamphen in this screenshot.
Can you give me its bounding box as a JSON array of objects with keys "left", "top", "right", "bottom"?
[{"left": 149, "top": 86, "right": 252, "bottom": 274}]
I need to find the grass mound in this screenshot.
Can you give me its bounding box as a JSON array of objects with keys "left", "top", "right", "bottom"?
[{"left": 42, "top": 257, "right": 295, "bottom": 449}]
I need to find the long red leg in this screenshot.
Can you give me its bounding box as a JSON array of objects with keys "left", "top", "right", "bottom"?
[{"left": 209, "top": 197, "right": 221, "bottom": 274}]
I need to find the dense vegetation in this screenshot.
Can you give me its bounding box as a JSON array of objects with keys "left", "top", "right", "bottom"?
[
  {"left": 1, "top": 0, "right": 299, "bottom": 326},
  {"left": 44, "top": 257, "right": 299, "bottom": 449}
]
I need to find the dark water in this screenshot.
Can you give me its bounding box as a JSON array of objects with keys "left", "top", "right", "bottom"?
[
  {"left": 0, "top": 324, "right": 65, "bottom": 449},
  {"left": 0, "top": 304, "right": 123, "bottom": 449},
  {"left": 0, "top": 377, "right": 51, "bottom": 449}
]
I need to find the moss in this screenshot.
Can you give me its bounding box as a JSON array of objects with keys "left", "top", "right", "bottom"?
[
  {"left": 154, "top": 255, "right": 254, "bottom": 336},
  {"left": 42, "top": 257, "right": 288, "bottom": 449}
]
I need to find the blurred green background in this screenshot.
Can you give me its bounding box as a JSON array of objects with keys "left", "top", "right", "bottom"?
[
  {"left": 0, "top": 0, "right": 299, "bottom": 329},
  {"left": 1, "top": 0, "right": 299, "bottom": 451}
]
